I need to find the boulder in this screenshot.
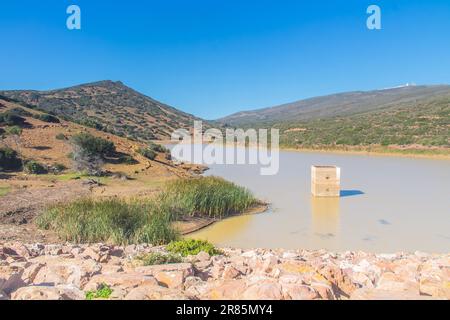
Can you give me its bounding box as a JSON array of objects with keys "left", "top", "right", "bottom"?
[
  {"left": 11, "top": 285, "right": 85, "bottom": 300},
  {"left": 242, "top": 282, "right": 283, "bottom": 300}
]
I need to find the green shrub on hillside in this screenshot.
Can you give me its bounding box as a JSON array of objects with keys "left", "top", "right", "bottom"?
[
  {"left": 166, "top": 239, "right": 221, "bottom": 257},
  {"left": 71, "top": 133, "right": 116, "bottom": 158},
  {"left": 36, "top": 113, "right": 60, "bottom": 123},
  {"left": 24, "top": 161, "right": 48, "bottom": 174},
  {"left": 4, "top": 126, "right": 22, "bottom": 136},
  {"left": 137, "top": 147, "right": 157, "bottom": 160},
  {"left": 0, "top": 112, "right": 26, "bottom": 126},
  {"left": 0, "top": 147, "right": 22, "bottom": 171},
  {"left": 55, "top": 133, "right": 67, "bottom": 140}
]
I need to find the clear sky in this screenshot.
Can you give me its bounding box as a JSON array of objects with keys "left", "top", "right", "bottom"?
[{"left": 1, "top": 0, "right": 449, "bottom": 119}]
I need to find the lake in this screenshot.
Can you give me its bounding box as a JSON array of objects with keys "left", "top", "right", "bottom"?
[{"left": 175, "top": 146, "right": 450, "bottom": 253}]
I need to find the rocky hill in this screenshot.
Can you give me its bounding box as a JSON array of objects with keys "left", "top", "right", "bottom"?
[
  {"left": 219, "top": 85, "right": 450, "bottom": 126},
  {"left": 0, "top": 81, "right": 202, "bottom": 141}
]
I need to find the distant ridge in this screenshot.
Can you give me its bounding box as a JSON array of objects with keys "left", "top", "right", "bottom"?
[
  {"left": 0, "top": 80, "right": 203, "bottom": 141},
  {"left": 218, "top": 85, "right": 450, "bottom": 126}
]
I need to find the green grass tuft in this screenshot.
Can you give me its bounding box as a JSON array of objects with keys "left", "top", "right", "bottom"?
[
  {"left": 136, "top": 252, "right": 182, "bottom": 266},
  {"left": 166, "top": 239, "right": 221, "bottom": 257},
  {"left": 85, "top": 283, "right": 113, "bottom": 300}
]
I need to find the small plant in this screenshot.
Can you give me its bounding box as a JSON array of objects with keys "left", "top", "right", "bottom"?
[
  {"left": 137, "top": 252, "right": 182, "bottom": 266},
  {"left": 35, "top": 113, "right": 60, "bottom": 123},
  {"left": 71, "top": 133, "right": 116, "bottom": 158},
  {"left": 70, "top": 133, "right": 115, "bottom": 175},
  {"left": 0, "top": 112, "right": 26, "bottom": 126},
  {"left": 148, "top": 142, "right": 169, "bottom": 153},
  {"left": 137, "top": 147, "right": 157, "bottom": 160},
  {"left": 166, "top": 239, "right": 221, "bottom": 257},
  {"left": 52, "top": 163, "right": 67, "bottom": 173},
  {"left": 24, "top": 161, "right": 48, "bottom": 174},
  {"left": 0, "top": 147, "right": 22, "bottom": 171},
  {"left": 55, "top": 133, "right": 67, "bottom": 140},
  {"left": 85, "top": 283, "right": 113, "bottom": 300},
  {"left": 4, "top": 126, "right": 22, "bottom": 136},
  {"left": 121, "top": 154, "right": 138, "bottom": 165}
]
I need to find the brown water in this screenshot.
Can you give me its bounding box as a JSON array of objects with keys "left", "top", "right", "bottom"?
[{"left": 182, "top": 147, "right": 450, "bottom": 253}]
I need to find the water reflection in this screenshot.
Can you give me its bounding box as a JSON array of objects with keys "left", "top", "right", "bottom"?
[{"left": 311, "top": 196, "right": 340, "bottom": 236}]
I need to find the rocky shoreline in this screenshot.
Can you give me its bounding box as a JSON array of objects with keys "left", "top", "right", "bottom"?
[{"left": 1, "top": 242, "right": 449, "bottom": 300}]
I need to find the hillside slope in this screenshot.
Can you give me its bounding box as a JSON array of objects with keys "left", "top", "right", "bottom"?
[
  {"left": 0, "top": 80, "right": 201, "bottom": 141},
  {"left": 219, "top": 85, "right": 450, "bottom": 126}
]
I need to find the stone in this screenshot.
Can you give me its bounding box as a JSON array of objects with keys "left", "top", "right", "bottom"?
[
  {"left": 155, "top": 271, "right": 185, "bottom": 289},
  {"left": 83, "top": 273, "right": 158, "bottom": 291},
  {"left": 0, "top": 289, "right": 9, "bottom": 300},
  {"left": 376, "top": 272, "right": 419, "bottom": 293},
  {"left": 124, "top": 284, "right": 189, "bottom": 300},
  {"left": 419, "top": 277, "right": 450, "bottom": 299},
  {"left": 282, "top": 284, "right": 319, "bottom": 300},
  {"left": 242, "top": 282, "right": 283, "bottom": 300},
  {"left": 222, "top": 265, "right": 241, "bottom": 280},
  {"left": 11, "top": 285, "right": 85, "bottom": 300},
  {"left": 207, "top": 280, "right": 247, "bottom": 300},
  {"left": 0, "top": 266, "right": 25, "bottom": 294},
  {"left": 195, "top": 251, "right": 210, "bottom": 262},
  {"left": 350, "top": 288, "right": 438, "bottom": 300}
]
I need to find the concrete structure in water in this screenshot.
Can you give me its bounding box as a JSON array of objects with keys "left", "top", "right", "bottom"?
[{"left": 311, "top": 165, "right": 341, "bottom": 197}]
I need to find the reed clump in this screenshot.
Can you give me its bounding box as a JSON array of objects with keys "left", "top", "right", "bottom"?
[
  {"left": 36, "top": 198, "right": 177, "bottom": 245},
  {"left": 159, "top": 176, "right": 258, "bottom": 219}
]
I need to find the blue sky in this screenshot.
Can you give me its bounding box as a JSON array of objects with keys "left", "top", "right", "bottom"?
[{"left": 1, "top": 0, "right": 449, "bottom": 119}]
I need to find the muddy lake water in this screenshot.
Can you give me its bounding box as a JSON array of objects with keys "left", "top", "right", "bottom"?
[{"left": 173, "top": 146, "right": 450, "bottom": 253}]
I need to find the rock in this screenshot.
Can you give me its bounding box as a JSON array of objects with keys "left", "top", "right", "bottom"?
[
  {"left": 81, "top": 247, "right": 101, "bottom": 262},
  {"left": 32, "top": 258, "right": 101, "bottom": 288},
  {"left": 207, "top": 280, "right": 247, "bottom": 300},
  {"left": 124, "top": 284, "right": 189, "bottom": 300},
  {"left": 311, "top": 282, "right": 335, "bottom": 300},
  {"left": 195, "top": 251, "right": 211, "bottom": 262},
  {"left": 0, "top": 266, "right": 25, "bottom": 294},
  {"left": 222, "top": 265, "right": 241, "bottom": 280},
  {"left": 155, "top": 271, "right": 185, "bottom": 289},
  {"left": 282, "top": 284, "right": 319, "bottom": 300},
  {"left": 0, "top": 289, "right": 9, "bottom": 300},
  {"left": 350, "top": 288, "right": 438, "bottom": 300},
  {"left": 83, "top": 273, "right": 158, "bottom": 291},
  {"left": 376, "top": 272, "right": 419, "bottom": 293},
  {"left": 135, "top": 263, "right": 194, "bottom": 278},
  {"left": 11, "top": 285, "right": 85, "bottom": 300},
  {"left": 2, "top": 242, "right": 30, "bottom": 258},
  {"left": 43, "top": 245, "right": 63, "bottom": 256},
  {"left": 242, "top": 282, "right": 283, "bottom": 300},
  {"left": 419, "top": 277, "right": 450, "bottom": 299},
  {"left": 22, "top": 263, "right": 45, "bottom": 284}
]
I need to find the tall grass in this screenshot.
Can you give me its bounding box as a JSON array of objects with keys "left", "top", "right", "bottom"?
[
  {"left": 36, "top": 176, "right": 259, "bottom": 245},
  {"left": 36, "top": 198, "right": 178, "bottom": 245},
  {"left": 159, "top": 176, "right": 258, "bottom": 219}
]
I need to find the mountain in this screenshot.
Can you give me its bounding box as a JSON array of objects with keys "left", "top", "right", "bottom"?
[
  {"left": 218, "top": 85, "right": 450, "bottom": 126},
  {"left": 0, "top": 80, "right": 202, "bottom": 141}
]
